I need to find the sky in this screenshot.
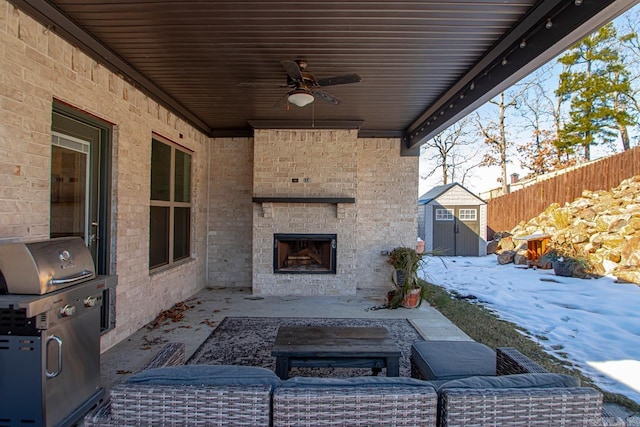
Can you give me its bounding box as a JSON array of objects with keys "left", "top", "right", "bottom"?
[{"left": 419, "top": 255, "right": 640, "bottom": 405}]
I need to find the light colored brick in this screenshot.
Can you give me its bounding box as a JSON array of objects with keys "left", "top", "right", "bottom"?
[
  {"left": 0, "top": 2, "right": 420, "bottom": 351},
  {"left": 0, "top": 5, "right": 209, "bottom": 352}
]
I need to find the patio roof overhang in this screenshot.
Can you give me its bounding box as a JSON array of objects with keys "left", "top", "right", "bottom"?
[{"left": 8, "top": 0, "right": 639, "bottom": 155}]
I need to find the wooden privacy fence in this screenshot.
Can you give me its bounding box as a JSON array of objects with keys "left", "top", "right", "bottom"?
[{"left": 487, "top": 146, "right": 640, "bottom": 236}]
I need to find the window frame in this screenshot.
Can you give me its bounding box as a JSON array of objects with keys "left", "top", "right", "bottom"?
[
  {"left": 149, "top": 134, "right": 192, "bottom": 271},
  {"left": 435, "top": 208, "right": 454, "bottom": 221},
  {"left": 459, "top": 208, "right": 478, "bottom": 221}
]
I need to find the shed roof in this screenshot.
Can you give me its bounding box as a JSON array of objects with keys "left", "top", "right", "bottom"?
[{"left": 418, "top": 182, "right": 486, "bottom": 205}]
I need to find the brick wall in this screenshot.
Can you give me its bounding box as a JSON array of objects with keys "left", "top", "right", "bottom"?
[
  {"left": 207, "top": 137, "right": 254, "bottom": 287},
  {"left": 355, "top": 138, "right": 419, "bottom": 296},
  {"left": 0, "top": 2, "right": 208, "bottom": 351}
]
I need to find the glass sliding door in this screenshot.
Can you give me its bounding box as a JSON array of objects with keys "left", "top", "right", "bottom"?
[
  {"left": 51, "top": 106, "right": 111, "bottom": 274},
  {"left": 51, "top": 104, "right": 114, "bottom": 333},
  {"left": 50, "top": 133, "right": 90, "bottom": 241}
]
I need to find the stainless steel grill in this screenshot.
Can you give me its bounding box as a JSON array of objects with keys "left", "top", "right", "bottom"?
[{"left": 0, "top": 237, "right": 117, "bottom": 427}]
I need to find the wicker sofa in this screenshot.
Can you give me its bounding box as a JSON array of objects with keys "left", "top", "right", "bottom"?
[
  {"left": 84, "top": 343, "right": 438, "bottom": 427},
  {"left": 85, "top": 343, "right": 623, "bottom": 427},
  {"left": 411, "top": 345, "right": 624, "bottom": 427}
]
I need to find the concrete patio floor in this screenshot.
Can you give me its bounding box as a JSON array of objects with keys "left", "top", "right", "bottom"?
[
  {"left": 96, "top": 286, "right": 637, "bottom": 425},
  {"left": 100, "top": 286, "right": 471, "bottom": 389}
]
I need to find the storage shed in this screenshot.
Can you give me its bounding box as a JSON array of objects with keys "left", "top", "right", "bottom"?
[{"left": 418, "top": 183, "right": 487, "bottom": 256}]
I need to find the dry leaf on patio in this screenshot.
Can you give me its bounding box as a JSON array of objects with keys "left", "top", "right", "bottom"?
[
  {"left": 148, "top": 301, "right": 193, "bottom": 329},
  {"left": 201, "top": 319, "right": 216, "bottom": 328}
]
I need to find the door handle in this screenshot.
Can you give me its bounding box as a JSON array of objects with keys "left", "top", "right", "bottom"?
[
  {"left": 46, "top": 335, "right": 63, "bottom": 378},
  {"left": 90, "top": 222, "right": 99, "bottom": 245}
]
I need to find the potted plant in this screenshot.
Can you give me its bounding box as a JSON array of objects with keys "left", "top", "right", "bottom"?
[{"left": 387, "top": 247, "right": 428, "bottom": 308}]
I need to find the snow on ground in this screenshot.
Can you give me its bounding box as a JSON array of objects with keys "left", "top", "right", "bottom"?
[{"left": 420, "top": 255, "right": 640, "bottom": 404}]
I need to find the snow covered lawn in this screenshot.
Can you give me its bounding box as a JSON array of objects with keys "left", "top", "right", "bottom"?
[{"left": 421, "top": 255, "right": 640, "bottom": 404}]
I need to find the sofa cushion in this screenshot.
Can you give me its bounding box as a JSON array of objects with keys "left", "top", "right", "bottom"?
[
  {"left": 126, "top": 364, "right": 281, "bottom": 388},
  {"left": 440, "top": 373, "right": 580, "bottom": 391},
  {"left": 411, "top": 340, "right": 496, "bottom": 380},
  {"left": 280, "top": 375, "right": 435, "bottom": 389}
]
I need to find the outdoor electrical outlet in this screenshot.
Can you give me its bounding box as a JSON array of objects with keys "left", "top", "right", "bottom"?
[
  {"left": 380, "top": 250, "right": 389, "bottom": 256},
  {"left": 304, "top": 178, "right": 311, "bottom": 183}
]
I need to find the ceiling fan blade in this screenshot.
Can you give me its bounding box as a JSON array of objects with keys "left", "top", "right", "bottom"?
[
  {"left": 316, "top": 73, "right": 361, "bottom": 87},
  {"left": 281, "top": 60, "right": 304, "bottom": 81},
  {"left": 313, "top": 90, "right": 341, "bottom": 105}
]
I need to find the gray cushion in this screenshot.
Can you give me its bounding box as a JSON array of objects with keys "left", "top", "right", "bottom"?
[
  {"left": 440, "top": 373, "right": 580, "bottom": 391},
  {"left": 126, "top": 364, "right": 281, "bottom": 388},
  {"left": 411, "top": 341, "right": 496, "bottom": 380},
  {"left": 280, "top": 376, "right": 435, "bottom": 389}
]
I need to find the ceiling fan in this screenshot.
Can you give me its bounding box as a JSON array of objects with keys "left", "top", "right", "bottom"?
[{"left": 238, "top": 60, "right": 361, "bottom": 107}]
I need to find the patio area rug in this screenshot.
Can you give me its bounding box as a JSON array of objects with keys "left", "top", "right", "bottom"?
[{"left": 187, "top": 317, "right": 424, "bottom": 378}]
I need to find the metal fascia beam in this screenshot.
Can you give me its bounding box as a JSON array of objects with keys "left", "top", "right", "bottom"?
[
  {"left": 402, "top": 0, "right": 638, "bottom": 156},
  {"left": 8, "top": 0, "right": 213, "bottom": 136},
  {"left": 357, "top": 130, "right": 405, "bottom": 139}
]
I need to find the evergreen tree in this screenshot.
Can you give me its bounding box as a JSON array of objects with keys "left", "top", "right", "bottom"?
[{"left": 556, "top": 23, "right": 634, "bottom": 160}]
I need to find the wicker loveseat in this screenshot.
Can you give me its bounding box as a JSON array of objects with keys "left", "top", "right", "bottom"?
[
  {"left": 411, "top": 344, "right": 624, "bottom": 427},
  {"left": 86, "top": 343, "right": 623, "bottom": 427}
]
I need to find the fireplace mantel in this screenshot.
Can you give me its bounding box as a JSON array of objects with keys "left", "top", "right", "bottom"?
[
  {"left": 253, "top": 197, "right": 354, "bottom": 219},
  {"left": 252, "top": 197, "right": 355, "bottom": 204}
]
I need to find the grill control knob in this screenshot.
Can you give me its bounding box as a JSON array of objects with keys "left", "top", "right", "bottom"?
[
  {"left": 60, "top": 304, "right": 76, "bottom": 317},
  {"left": 84, "top": 296, "right": 97, "bottom": 307}
]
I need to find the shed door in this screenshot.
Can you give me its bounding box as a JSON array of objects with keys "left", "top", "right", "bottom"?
[
  {"left": 432, "top": 207, "right": 455, "bottom": 256},
  {"left": 455, "top": 206, "right": 479, "bottom": 256},
  {"left": 432, "top": 206, "right": 479, "bottom": 256}
]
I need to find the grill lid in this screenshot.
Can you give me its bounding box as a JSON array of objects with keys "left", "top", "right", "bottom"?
[{"left": 0, "top": 237, "right": 95, "bottom": 295}]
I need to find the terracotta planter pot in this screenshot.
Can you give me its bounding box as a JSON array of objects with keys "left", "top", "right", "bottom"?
[{"left": 401, "top": 288, "right": 421, "bottom": 309}]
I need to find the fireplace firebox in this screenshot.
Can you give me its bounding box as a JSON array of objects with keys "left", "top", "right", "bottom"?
[{"left": 274, "top": 234, "right": 337, "bottom": 274}]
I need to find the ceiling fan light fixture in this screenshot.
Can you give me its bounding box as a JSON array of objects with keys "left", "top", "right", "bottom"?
[{"left": 288, "top": 89, "right": 314, "bottom": 107}]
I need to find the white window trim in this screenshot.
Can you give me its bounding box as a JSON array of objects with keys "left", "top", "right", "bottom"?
[
  {"left": 436, "top": 208, "right": 454, "bottom": 221},
  {"left": 459, "top": 209, "right": 478, "bottom": 221}
]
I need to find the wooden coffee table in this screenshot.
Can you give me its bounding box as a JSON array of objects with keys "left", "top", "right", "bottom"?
[{"left": 271, "top": 326, "right": 401, "bottom": 379}]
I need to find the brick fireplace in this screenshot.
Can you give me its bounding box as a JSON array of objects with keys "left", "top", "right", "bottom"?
[
  {"left": 251, "top": 129, "right": 358, "bottom": 295},
  {"left": 209, "top": 128, "right": 419, "bottom": 296}
]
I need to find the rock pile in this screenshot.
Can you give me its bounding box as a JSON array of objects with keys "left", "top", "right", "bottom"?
[{"left": 493, "top": 175, "right": 640, "bottom": 284}]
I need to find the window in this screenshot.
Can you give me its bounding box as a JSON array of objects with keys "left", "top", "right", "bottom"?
[
  {"left": 149, "top": 136, "right": 192, "bottom": 270},
  {"left": 435, "top": 208, "right": 454, "bottom": 221},
  {"left": 459, "top": 209, "right": 477, "bottom": 221}
]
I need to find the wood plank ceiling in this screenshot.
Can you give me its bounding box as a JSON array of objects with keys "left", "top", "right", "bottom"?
[{"left": 8, "top": 0, "right": 638, "bottom": 154}]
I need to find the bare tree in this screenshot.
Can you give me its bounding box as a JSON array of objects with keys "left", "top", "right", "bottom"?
[
  {"left": 476, "top": 88, "right": 526, "bottom": 194},
  {"left": 420, "top": 118, "right": 480, "bottom": 186},
  {"left": 515, "top": 70, "right": 577, "bottom": 174}
]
